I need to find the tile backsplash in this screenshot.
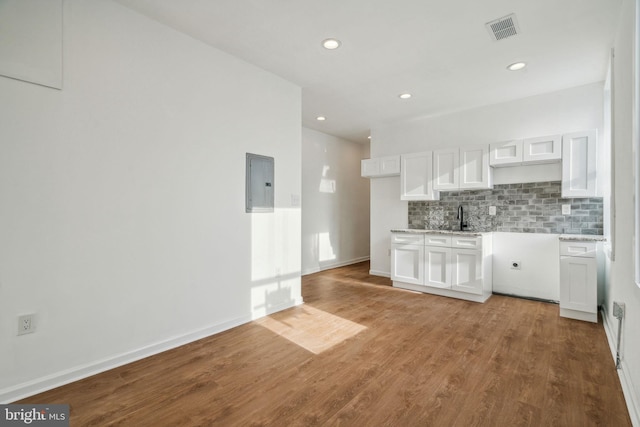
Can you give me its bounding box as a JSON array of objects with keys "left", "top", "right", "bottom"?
[{"left": 408, "top": 181, "right": 603, "bottom": 235}]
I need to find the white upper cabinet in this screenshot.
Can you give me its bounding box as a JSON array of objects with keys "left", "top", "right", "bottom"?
[
  {"left": 400, "top": 152, "right": 439, "bottom": 200},
  {"left": 490, "top": 135, "right": 561, "bottom": 167},
  {"left": 561, "top": 130, "right": 597, "bottom": 198},
  {"left": 459, "top": 145, "right": 492, "bottom": 190},
  {"left": 523, "top": 134, "right": 562, "bottom": 164},
  {"left": 361, "top": 155, "right": 401, "bottom": 178},
  {"left": 433, "top": 148, "right": 459, "bottom": 190},
  {"left": 435, "top": 146, "right": 492, "bottom": 191},
  {"left": 490, "top": 140, "right": 522, "bottom": 166}
]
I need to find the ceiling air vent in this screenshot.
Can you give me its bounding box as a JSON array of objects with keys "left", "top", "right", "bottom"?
[{"left": 485, "top": 13, "right": 520, "bottom": 41}]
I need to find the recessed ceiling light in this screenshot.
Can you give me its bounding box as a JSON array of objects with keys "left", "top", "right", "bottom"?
[
  {"left": 507, "top": 62, "right": 527, "bottom": 71},
  {"left": 322, "top": 38, "right": 341, "bottom": 50},
  {"left": 316, "top": 116, "right": 326, "bottom": 121},
  {"left": 399, "top": 93, "right": 412, "bottom": 99}
]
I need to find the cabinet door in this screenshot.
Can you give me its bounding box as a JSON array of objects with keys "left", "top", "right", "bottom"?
[
  {"left": 424, "top": 246, "right": 451, "bottom": 288},
  {"left": 559, "top": 256, "right": 597, "bottom": 313},
  {"left": 401, "top": 152, "right": 439, "bottom": 200},
  {"left": 361, "top": 156, "right": 400, "bottom": 178},
  {"left": 380, "top": 156, "right": 401, "bottom": 176},
  {"left": 391, "top": 244, "right": 424, "bottom": 285},
  {"left": 523, "top": 135, "right": 561, "bottom": 164},
  {"left": 460, "top": 146, "right": 492, "bottom": 190},
  {"left": 561, "top": 130, "right": 597, "bottom": 197},
  {"left": 361, "top": 158, "right": 380, "bottom": 177},
  {"left": 450, "top": 248, "right": 483, "bottom": 295},
  {"left": 490, "top": 140, "right": 522, "bottom": 166},
  {"left": 433, "top": 149, "right": 459, "bottom": 191}
]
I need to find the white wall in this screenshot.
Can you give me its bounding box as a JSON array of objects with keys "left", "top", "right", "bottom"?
[
  {"left": 301, "top": 128, "right": 370, "bottom": 275},
  {"left": 369, "top": 82, "right": 604, "bottom": 276},
  {"left": 0, "top": 0, "right": 301, "bottom": 402},
  {"left": 603, "top": 0, "right": 640, "bottom": 423},
  {"left": 492, "top": 233, "right": 560, "bottom": 301}
]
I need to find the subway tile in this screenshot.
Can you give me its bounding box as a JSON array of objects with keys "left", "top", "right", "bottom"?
[{"left": 407, "top": 181, "right": 603, "bottom": 237}]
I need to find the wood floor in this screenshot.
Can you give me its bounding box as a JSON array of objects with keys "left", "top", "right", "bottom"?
[{"left": 19, "top": 262, "right": 630, "bottom": 426}]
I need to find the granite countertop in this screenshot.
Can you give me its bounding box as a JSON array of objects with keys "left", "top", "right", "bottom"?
[
  {"left": 559, "top": 234, "right": 607, "bottom": 242},
  {"left": 391, "top": 229, "right": 606, "bottom": 241},
  {"left": 391, "top": 228, "right": 485, "bottom": 237}
]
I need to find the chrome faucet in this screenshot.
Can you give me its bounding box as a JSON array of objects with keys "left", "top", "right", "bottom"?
[{"left": 457, "top": 205, "right": 468, "bottom": 231}]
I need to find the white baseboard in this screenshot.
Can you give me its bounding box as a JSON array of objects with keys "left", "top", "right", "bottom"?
[
  {"left": 601, "top": 307, "right": 640, "bottom": 427},
  {"left": 0, "top": 298, "right": 303, "bottom": 404},
  {"left": 302, "top": 256, "right": 370, "bottom": 276},
  {"left": 369, "top": 270, "right": 390, "bottom": 278}
]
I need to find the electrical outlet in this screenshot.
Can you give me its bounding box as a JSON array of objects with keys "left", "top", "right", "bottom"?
[
  {"left": 18, "top": 314, "right": 35, "bottom": 335},
  {"left": 562, "top": 204, "right": 571, "bottom": 215},
  {"left": 613, "top": 301, "right": 625, "bottom": 319},
  {"left": 489, "top": 206, "right": 496, "bottom": 216},
  {"left": 510, "top": 261, "right": 521, "bottom": 270}
]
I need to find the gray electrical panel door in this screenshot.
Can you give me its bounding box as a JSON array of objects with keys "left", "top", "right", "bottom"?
[{"left": 246, "top": 153, "right": 274, "bottom": 213}]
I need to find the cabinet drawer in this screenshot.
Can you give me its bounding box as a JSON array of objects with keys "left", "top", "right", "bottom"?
[
  {"left": 424, "top": 235, "right": 452, "bottom": 247},
  {"left": 392, "top": 233, "right": 424, "bottom": 245},
  {"left": 560, "top": 241, "right": 596, "bottom": 258},
  {"left": 452, "top": 236, "right": 482, "bottom": 249}
]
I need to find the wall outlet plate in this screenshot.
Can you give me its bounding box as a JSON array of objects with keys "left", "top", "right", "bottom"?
[
  {"left": 18, "top": 314, "right": 35, "bottom": 335},
  {"left": 489, "top": 206, "right": 496, "bottom": 216},
  {"left": 562, "top": 204, "right": 571, "bottom": 215},
  {"left": 613, "top": 301, "right": 625, "bottom": 319}
]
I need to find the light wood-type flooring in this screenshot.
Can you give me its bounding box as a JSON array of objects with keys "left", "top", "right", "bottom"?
[{"left": 19, "top": 262, "right": 631, "bottom": 426}]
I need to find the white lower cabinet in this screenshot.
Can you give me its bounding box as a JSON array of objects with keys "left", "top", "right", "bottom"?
[
  {"left": 451, "top": 248, "right": 483, "bottom": 295},
  {"left": 559, "top": 241, "right": 598, "bottom": 323},
  {"left": 392, "top": 232, "right": 492, "bottom": 303},
  {"left": 391, "top": 243, "right": 424, "bottom": 285},
  {"left": 425, "top": 246, "right": 451, "bottom": 288},
  {"left": 391, "top": 233, "right": 424, "bottom": 285}
]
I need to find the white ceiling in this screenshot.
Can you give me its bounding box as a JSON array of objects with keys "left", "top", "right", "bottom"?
[{"left": 114, "top": 0, "right": 623, "bottom": 144}]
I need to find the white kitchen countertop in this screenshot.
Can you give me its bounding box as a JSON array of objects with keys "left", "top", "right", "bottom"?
[
  {"left": 558, "top": 234, "right": 607, "bottom": 242},
  {"left": 390, "top": 228, "right": 485, "bottom": 237},
  {"left": 391, "top": 229, "right": 606, "bottom": 241}
]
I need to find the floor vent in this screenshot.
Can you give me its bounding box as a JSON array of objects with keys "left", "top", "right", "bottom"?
[{"left": 485, "top": 13, "right": 520, "bottom": 41}]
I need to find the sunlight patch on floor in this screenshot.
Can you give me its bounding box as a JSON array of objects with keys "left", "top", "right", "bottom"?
[{"left": 255, "top": 305, "right": 367, "bottom": 354}]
